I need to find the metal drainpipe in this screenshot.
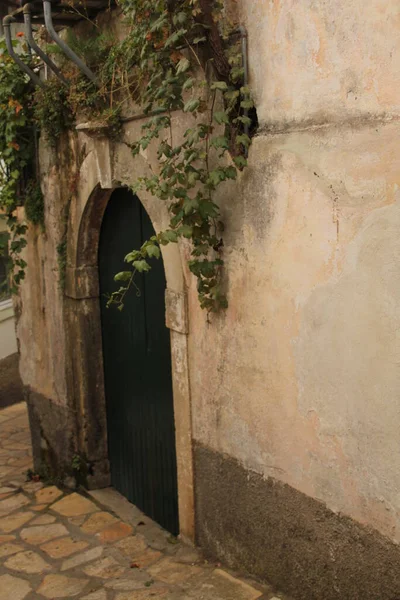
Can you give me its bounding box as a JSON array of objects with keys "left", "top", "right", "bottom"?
[
  {"left": 43, "top": 0, "right": 98, "bottom": 85},
  {"left": 24, "top": 3, "right": 69, "bottom": 86},
  {"left": 3, "top": 15, "right": 43, "bottom": 87},
  {"left": 237, "top": 25, "right": 250, "bottom": 156}
]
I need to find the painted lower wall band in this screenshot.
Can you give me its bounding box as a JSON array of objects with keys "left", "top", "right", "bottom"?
[{"left": 194, "top": 442, "right": 400, "bottom": 600}]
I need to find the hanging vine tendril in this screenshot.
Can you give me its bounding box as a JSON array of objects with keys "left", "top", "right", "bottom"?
[
  {"left": 0, "top": 0, "right": 255, "bottom": 312},
  {"left": 105, "top": 0, "right": 254, "bottom": 313}
]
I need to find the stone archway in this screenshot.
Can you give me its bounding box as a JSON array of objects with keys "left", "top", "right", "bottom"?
[{"left": 64, "top": 140, "right": 195, "bottom": 541}]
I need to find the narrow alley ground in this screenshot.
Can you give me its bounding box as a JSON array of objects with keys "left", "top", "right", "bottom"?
[{"left": 0, "top": 402, "right": 284, "bottom": 600}]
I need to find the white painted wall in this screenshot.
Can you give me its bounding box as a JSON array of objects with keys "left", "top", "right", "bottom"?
[
  {"left": 0, "top": 300, "right": 17, "bottom": 361},
  {"left": 0, "top": 214, "right": 17, "bottom": 361}
]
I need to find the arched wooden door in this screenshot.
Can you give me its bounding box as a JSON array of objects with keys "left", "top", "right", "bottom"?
[{"left": 98, "top": 187, "right": 179, "bottom": 535}]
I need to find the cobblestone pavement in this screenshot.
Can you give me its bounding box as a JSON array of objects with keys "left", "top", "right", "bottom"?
[{"left": 0, "top": 402, "right": 285, "bottom": 600}]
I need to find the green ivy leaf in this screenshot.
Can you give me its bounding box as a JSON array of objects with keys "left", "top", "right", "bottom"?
[
  {"left": 240, "top": 99, "right": 254, "bottom": 109},
  {"left": 150, "top": 14, "right": 169, "bottom": 32},
  {"left": 183, "top": 197, "right": 199, "bottom": 215},
  {"left": 214, "top": 111, "right": 230, "bottom": 125},
  {"left": 182, "top": 78, "right": 194, "bottom": 90},
  {"left": 114, "top": 271, "right": 132, "bottom": 282},
  {"left": 208, "top": 169, "right": 225, "bottom": 186},
  {"left": 146, "top": 244, "right": 161, "bottom": 259},
  {"left": 178, "top": 224, "right": 193, "bottom": 238},
  {"left": 224, "top": 89, "right": 240, "bottom": 101},
  {"left": 176, "top": 57, "right": 190, "bottom": 75},
  {"left": 132, "top": 259, "right": 151, "bottom": 272},
  {"left": 230, "top": 66, "right": 244, "bottom": 82},
  {"left": 191, "top": 243, "right": 209, "bottom": 256},
  {"left": 210, "top": 81, "right": 228, "bottom": 91},
  {"left": 184, "top": 98, "right": 200, "bottom": 113},
  {"left": 159, "top": 230, "right": 178, "bottom": 244},
  {"left": 233, "top": 155, "right": 248, "bottom": 168},
  {"left": 233, "top": 115, "right": 252, "bottom": 126},
  {"left": 236, "top": 134, "right": 251, "bottom": 148},
  {"left": 187, "top": 170, "right": 200, "bottom": 186},
  {"left": 199, "top": 200, "right": 219, "bottom": 218},
  {"left": 224, "top": 165, "right": 237, "bottom": 179},
  {"left": 173, "top": 187, "right": 188, "bottom": 199},
  {"left": 164, "top": 28, "right": 187, "bottom": 48},
  {"left": 210, "top": 136, "right": 229, "bottom": 150},
  {"left": 173, "top": 11, "right": 188, "bottom": 25}
]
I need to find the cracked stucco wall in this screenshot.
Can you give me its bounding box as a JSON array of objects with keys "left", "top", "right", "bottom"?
[{"left": 188, "top": 0, "right": 400, "bottom": 543}]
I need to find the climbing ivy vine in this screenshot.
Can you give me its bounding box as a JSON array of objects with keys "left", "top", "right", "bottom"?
[
  {"left": 0, "top": 38, "right": 36, "bottom": 293},
  {"left": 105, "top": 0, "right": 254, "bottom": 313},
  {"left": 0, "top": 0, "right": 255, "bottom": 312}
]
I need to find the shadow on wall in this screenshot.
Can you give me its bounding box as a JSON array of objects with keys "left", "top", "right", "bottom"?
[{"left": 0, "top": 353, "right": 23, "bottom": 408}]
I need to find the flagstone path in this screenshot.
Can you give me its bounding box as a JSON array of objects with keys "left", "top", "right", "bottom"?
[{"left": 0, "top": 402, "right": 285, "bottom": 600}]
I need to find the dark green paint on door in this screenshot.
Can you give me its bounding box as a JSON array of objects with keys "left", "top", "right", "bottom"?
[{"left": 99, "top": 188, "right": 179, "bottom": 535}]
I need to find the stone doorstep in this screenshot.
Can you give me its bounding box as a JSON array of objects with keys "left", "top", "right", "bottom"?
[
  {"left": 87, "top": 487, "right": 271, "bottom": 595},
  {"left": 88, "top": 488, "right": 146, "bottom": 529},
  {"left": 88, "top": 489, "right": 173, "bottom": 553}
]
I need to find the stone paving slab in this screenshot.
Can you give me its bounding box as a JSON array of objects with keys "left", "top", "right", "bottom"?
[{"left": 0, "top": 403, "right": 287, "bottom": 600}]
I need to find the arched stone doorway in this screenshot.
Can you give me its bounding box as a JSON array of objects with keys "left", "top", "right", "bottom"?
[
  {"left": 64, "top": 142, "right": 194, "bottom": 541},
  {"left": 99, "top": 187, "right": 179, "bottom": 535}
]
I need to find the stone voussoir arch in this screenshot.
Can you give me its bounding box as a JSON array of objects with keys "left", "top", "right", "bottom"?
[{"left": 64, "top": 135, "right": 195, "bottom": 542}]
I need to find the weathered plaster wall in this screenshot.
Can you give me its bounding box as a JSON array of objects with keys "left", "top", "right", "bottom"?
[
  {"left": 15, "top": 0, "right": 400, "bottom": 593},
  {"left": 236, "top": 0, "right": 400, "bottom": 128},
  {"left": 190, "top": 122, "right": 400, "bottom": 543},
  {"left": 15, "top": 135, "right": 79, "bottom": 473},
  {"left": 16, "top": 139, "right": 74, "bottom": 406},
  {"left": 189, "top": 0, "right": 400, "bottom": 546}
]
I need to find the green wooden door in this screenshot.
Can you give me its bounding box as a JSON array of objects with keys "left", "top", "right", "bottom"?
[{"left": 99, "top": 188, "right": 179, "bottom": 535}]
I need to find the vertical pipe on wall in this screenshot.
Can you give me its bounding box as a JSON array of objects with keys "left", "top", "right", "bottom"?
[
  {"left": 3, "top": 15, "right": 43, "bottom": 87},
  {"left": 24, "top": 3, "right": 68, "bottom": 86},
  {"left": 43, "top": 0, "right": 98, "bottom": 85},
  {"left": 238, "top": 25, "right": 250, "bottom": 156}
]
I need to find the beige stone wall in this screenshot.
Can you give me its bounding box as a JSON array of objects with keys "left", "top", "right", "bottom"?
[
  {"left": 16, "top": 137, "right": 76, "bottom": 407},
  {"left": 237, "top": 0, "right": 400, "bottom": 128},
  {"left": 16, "top": 0, "right": 400, "bottom": 547},
  {"left": 188, "top": 0, "right": 400, "bottom": 542}
]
